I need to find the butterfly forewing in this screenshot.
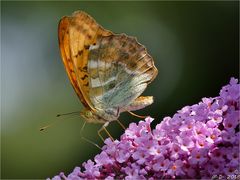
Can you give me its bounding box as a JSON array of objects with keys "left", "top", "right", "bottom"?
[
  {"left": 58, "top": 11, "right": 112, "bottom": 110},
  {"left": 58, "top": 17, "right": 88, "bottom": 106}
]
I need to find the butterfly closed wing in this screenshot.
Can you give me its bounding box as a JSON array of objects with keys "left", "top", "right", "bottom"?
[{"left": 58, "top": 11, "right": 158, "bottom": 124}]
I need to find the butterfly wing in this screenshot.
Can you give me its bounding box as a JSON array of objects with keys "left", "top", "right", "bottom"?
[
  {"left": 88, "top": 34, "right": 158, "bottom": 119},
  {"left": 58, "top": 11, "right": 112, "bottom": 110}
]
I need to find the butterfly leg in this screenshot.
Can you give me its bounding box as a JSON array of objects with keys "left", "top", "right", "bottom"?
[
  {"left": 81, "top": 137, "right": 101, "bottom": 149},
  {"left": 97, "top": 130, "right": 105, "bottom": 142},
  {"left": 98, "top": 122, "right": 114, "bottom": 142},
  {"left": 116, "top": 119, "right": 126, "bottom": 130},
  {"left": 80, "top": 121, "right": 101, "bottom": 149},
  {"left": 127, "top": 111, "right": 147, "bottom": 119},
  {"left": 80, "top": 121, "right": 86, "bottom": 134},
  {"left": 103, "top": 126, "right": 114, "bottom": 141}
]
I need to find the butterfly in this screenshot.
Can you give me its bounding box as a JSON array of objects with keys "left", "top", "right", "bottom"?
[{"left": 58, "top": 11, "right": 158, "bottom": 128}]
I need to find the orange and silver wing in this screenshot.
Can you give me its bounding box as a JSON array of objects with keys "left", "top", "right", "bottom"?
[
  {"left": 88, "top": 34, "right": 158, "bottom": 118},
  {"left": 58, "top": 11, "right": 112, "bottom": 110}
]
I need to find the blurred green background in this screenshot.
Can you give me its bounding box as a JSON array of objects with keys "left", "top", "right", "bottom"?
[{"left": 1, "top": 1, "right": 239, "bottom": 179}]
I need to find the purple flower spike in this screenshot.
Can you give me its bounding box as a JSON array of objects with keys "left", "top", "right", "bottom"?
[{"left": 49, "top": 78, "right": 240, "bottom": 179}]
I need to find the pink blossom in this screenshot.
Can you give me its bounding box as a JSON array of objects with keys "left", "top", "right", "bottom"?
[{"left": 49, "top": 78, "right": 239, "bottom": 179}]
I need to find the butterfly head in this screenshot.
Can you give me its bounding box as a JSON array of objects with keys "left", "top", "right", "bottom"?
[{"left": 80, "top": 109, "right": 104, "bottom": 123}]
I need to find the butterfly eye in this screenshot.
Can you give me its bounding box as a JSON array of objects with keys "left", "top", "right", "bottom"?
[{"left": 85, "top": 111, "right": 92, "bottom": 117}]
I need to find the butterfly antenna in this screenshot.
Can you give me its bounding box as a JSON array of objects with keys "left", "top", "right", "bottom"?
[
  {"left": 56, "top": 111, "right": 80, "bottom": 117},
  {"left": 127, "top": 111, "right": 147, "bottom": 119},
  {"left": 39, "top": 111, "right": 80, "bottom": 131},
  {"left": 39, "top": 120, "right": 57, "bottom": 131}
]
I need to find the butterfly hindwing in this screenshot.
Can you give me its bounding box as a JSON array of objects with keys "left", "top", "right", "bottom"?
[{"left": 88, "top": 34, "right": 158, "bottom": 117}]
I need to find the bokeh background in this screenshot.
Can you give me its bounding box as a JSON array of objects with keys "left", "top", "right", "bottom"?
[{"left": 1, "top": 1, "right": 239, "bottom": 179}]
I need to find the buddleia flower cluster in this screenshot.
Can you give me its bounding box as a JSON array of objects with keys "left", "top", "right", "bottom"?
[{"left": 49, "top": 78, "right": 239, "bottom": 179}]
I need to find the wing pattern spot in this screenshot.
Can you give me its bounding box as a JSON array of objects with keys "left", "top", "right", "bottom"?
[
  {"left": 84, "top": 45, "right": 90, "bottom": 49},
  {"left": 78, "top": 50, "right": 83, "bottom": 56},
  {"left": 81, "top": 74, "right": 88, "bottom": 80}
]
